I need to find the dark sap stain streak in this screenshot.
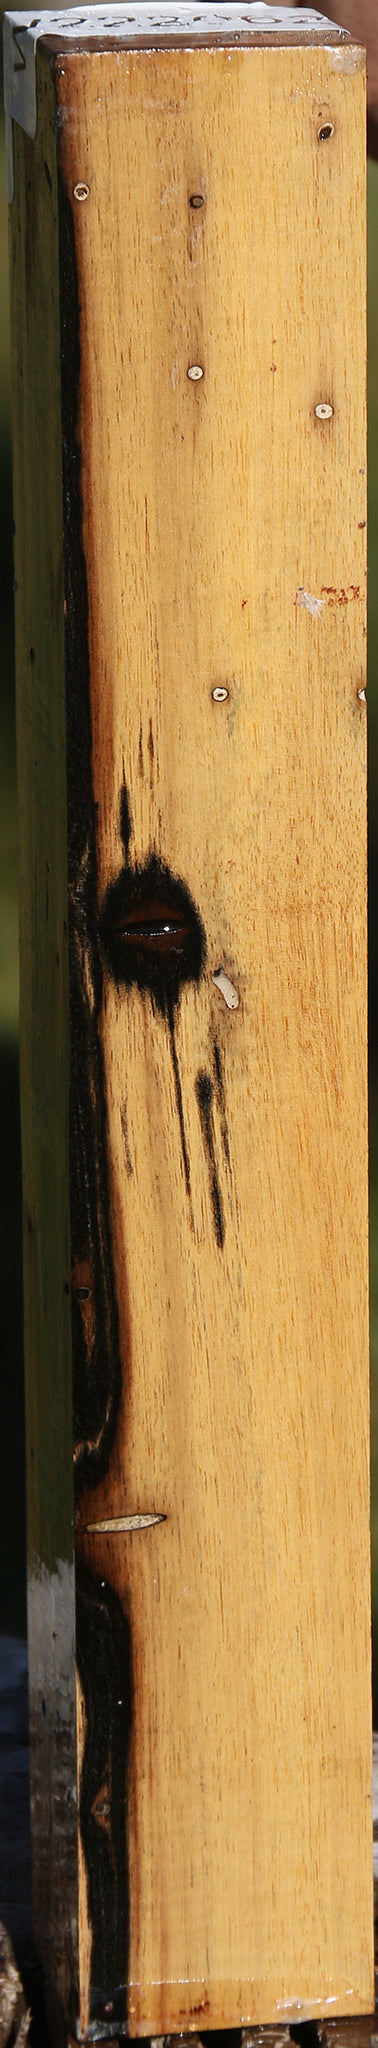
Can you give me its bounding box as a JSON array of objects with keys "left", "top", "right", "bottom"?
[
  {"left": 120, "top": 779, "right": 132, "bottom": 860},
  {"left": 101, "top": 786, "right": 206, "bottom": 1200},
  {"left": 58, "top": 170, "right": 130, "bottom": 2020},
  {"left": 213, "top": 1039, "right": 231, "bottom": 1170},
  {"left": 195, "top": 1071, "right": 225, "bottom": 1250},
  {"left": 59, "top": 172, "right": 122, "bottom": 1496},
  {"left": 76, "top": 1566, "right": 132, "bottom": 2031},
  {"left": 168, "top": 1008, "right": 191, "bottom": 1197},
  {"left": 120, "top": 1101, "right": 133, "bottom": 1179}
]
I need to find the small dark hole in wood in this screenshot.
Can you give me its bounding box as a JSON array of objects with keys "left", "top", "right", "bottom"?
[
  {"left": 29, "top": 645, "right": 35, "bottom": 663},
  {"left": 101, "top": 848, "right": 205, "bottom": 1014},
  {"left": 113, "top": 901, "right": 191, "bottom": 956},
  {"left": 76, "top": 1285, "right": 91, "bottom": 1301},
  {"left": 189, "top": 192, "right": 204, "bottom": 208},
  {"left": 42, "top": 1699, "right": 46, "bottom": 1715},
  {"left": 44, "top": 159, "right": 52, "bottom": 191},
  {"left": 318, "top": 121, "right": 334, "bottom": 141}
]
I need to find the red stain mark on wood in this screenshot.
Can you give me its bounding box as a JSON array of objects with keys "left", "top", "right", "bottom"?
[{"left": 321, "top": 584, "right": 361, "bottom": 606}]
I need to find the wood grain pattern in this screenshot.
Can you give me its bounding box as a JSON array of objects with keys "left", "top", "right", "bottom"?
[
  {"left": 54, "top": 30, "right": 372, "bottom": 2033},
  {"left": 9, "top": 10, "right": 372, "bottom": 2038}
]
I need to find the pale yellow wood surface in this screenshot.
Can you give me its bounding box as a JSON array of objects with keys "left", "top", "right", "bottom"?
[{"left": 56, "top": 36, "right": 371, "bottom": 2031}]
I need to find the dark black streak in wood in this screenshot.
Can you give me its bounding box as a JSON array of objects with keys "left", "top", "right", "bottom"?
[
  {"left": 148, "top": 716, "right": 154, "bottom": 790},
  {"left": 120, "top": 777, "right": 132, "bottom": 860},
  {"left": 168, "top": 1000, "right": 191, "bottom": 1198},
  {"left": 213, "top": 1038, "right": 231, "bottom": 1169},
  {"left": 120, "top": 1101, "right": 133, "bottom": 1179},
  {"left": 76, "top": 1565, "right": 132, "bottom": 2029},
  {"left": 58, "top": 169, "right": 123, "bottom": 1496},
  {"left": 195, "top": 1070, "right": 225, "bottom": 1249},
  {"left": 58, "top": 158, "right": 131, "bottom": 2025}
]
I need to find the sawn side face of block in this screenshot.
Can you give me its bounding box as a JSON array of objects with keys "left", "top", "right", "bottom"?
[{"left": 8, "top": 9, "right": 372, "bottom": 2038}]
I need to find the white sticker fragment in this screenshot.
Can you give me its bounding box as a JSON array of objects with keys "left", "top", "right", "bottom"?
[
  {"left": 212, "top": 965, "right": 239, "bottom": 1010},
  {"left": 296, "top": 587, "right": 325, "bottom": 618}
]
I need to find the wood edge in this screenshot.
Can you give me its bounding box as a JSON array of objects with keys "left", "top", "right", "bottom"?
[
  {"left": 9, "top": 49, "right": 78, "bottom": 2035},
  {"left": 38, "top": 26, "right": 356, "bottom": 56}
]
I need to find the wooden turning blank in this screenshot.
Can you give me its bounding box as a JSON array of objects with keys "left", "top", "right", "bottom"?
[{"left": 10, "top": 9, "right": 372, "bottom": 2038}]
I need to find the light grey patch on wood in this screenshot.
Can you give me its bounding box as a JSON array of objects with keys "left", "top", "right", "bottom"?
[
  {"left": 329, "top": 42, "right": 365, "bottom": 72},
  {"left": 295, "top": 586, "right": 325, "bottom": 618}
]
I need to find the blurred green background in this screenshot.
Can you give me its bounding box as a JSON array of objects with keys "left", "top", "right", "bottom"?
[{"left": 1, "top": 54, "right": 378, "bottom": 1709}]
